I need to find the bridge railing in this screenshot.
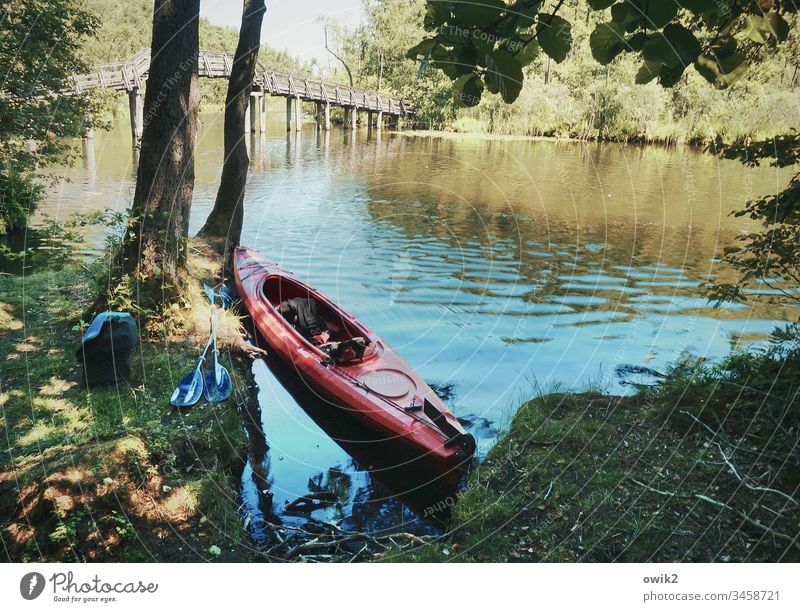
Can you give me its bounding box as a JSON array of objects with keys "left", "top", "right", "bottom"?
[{"left": 70, "top": 49, "right": 412, "bottom": 116}]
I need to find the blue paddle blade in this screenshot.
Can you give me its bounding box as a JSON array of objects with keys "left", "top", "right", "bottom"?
[
  {"left": 219, "top": 286, "right": 235, "bottom": 310},
  {"left": 170, "top": 364, "right": 204, "bottom": 407},
  {"left": 203, "top": 282, "right": 235, "bottom": 310},
  {"left": 203, "top": 363, "right": 232, "bottom": 403}
]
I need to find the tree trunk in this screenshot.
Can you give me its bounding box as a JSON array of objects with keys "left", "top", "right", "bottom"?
[
  {"left": 101, "top": 0, "right": 200, "bottom": 316},
  {"left": 197, "top": 0, "right": 266, "bottom": 254}
]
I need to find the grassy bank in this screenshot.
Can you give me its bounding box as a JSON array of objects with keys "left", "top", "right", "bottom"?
[
  {"left": 391, "top": 347, "right": 800, "bottom": 562},
  {"left": 0, "top": 255, "right": 254, "bottom": 562}
]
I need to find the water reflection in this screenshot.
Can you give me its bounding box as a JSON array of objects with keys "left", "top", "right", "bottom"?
[{"left": 241, "top": 352, "right": 459, "bottom": 542}]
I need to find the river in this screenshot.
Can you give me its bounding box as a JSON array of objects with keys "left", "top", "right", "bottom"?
[{"left": 15, "top": 110, "right": 799, "bottom": 539}]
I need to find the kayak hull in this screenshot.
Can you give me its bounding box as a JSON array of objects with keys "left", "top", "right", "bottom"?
[{"left": 233, "top": 247, "right": 475, "bottom": 479}]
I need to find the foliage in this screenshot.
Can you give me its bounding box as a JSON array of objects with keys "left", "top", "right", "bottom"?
[
  {"left": 410, "top": 1, "right": 798, "bottom": 106},
  {"left": 327, "top": 1, "right": 457, "bottom": 128},
  {"left": 0, "top": 208, "right": 126, "bottom": 269},
  {"left": 0, "top": 169, "right": 44, "bottom": 235},
  {"left": 0, "top": 0, "right": 99, "bottom": 234},
  {"left": 655, "top": 326, "right": 800, "bottom": 473},
  {"left": 346, "top": 1, "right": 798, "bottom": 139},
  {"left": 706, "top": 134, "right": 800, "bottom": 305}
]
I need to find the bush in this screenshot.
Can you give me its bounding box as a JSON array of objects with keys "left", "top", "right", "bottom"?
[{"left": 0, "top": 168, "right": 44, "bottom": 235}]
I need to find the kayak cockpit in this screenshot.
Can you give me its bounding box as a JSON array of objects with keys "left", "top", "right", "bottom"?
[{"left": 261, "top": 274, "right": 378, "bottom": 363}]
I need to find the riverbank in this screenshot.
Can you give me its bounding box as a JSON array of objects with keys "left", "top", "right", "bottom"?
[
  {"left": 389, "top": 352, "right": 800, "bottom": 562},
  {"left": 398, "top": 125, "right": 707, "bottom": 147},
  {"left": 0, "top": 250, "right": 256, "bottom": 562}
]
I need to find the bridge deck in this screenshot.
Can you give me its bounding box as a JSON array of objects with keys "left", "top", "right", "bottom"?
[{"left": 72, "top": 49, "right": 411, "bottom": 116}]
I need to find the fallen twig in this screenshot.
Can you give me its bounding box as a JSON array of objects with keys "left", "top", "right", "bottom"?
[
  {"left": 714, "top": 442, "right": 798, "bottom": 508},
  {"left": 628, "top": 477, "right": 691, "bottom": 499},
  {"left": 695, "top": 494, "right": 800, "bottom": 554}
]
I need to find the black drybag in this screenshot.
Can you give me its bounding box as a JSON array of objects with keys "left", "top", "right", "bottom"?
[{"left": 76, "top": 312, "right": 138, "bottom": 386}]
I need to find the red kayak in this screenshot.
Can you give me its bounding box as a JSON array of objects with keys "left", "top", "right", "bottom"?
[{"left": 233, "top": 247, "right": 476, "bottom": 478}]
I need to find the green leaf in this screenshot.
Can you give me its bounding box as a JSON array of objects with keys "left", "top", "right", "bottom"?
[
  {"left": 626, "top": 32, "right": 646, "bottom": 51},
  {"left": 643, "top": 2, "right": 678, "bottom": 29},
  {"left": 407, "top": 38, "right": 435, "bottom": 60},
  {"left": 658, "top": 62, "right": 687, "bottom": 87},
  {"left": 439, "top": 25, "right": 473, "bottom": 44},
  {"left": 453, "top": 73, "right": 484, "bottom": 107},
  {"left": 509, "top": 0, "right": 542, "bottom": 28},
  {"left": 694, "top": 51, "right": 748, "bottom": 89},
  {"left": 537, "top": 14, "right": 572, "bottom": 63},
  {"left": 482, "top": 48, "right": 524, "bottom": 103},
  {"left": 589, "top": 21, "right": 626, "bottom": 65},
  {"left": 587, "top": 0, "right": 615, "bottom": 9},
  {"left": 423, "top": 2, "right": 449, "bottom": 31},
  {"left": 745, "top": 13, "right": 791, "bottom": 44},
  {"left": 767, "top": 12, "right": 791, "bottom": 42},
  {"left": 451, "top": 0, "right": 506, "bottom": 27},
  {"left": 497, "top": 14, "right": 522, "bottom": 37},
  {"left": 747, "top": 11, "right": 789, "bottom": 42},
  {"left": 743, "top": 15, "right": 769, "bottom": 43},
  {"left": 513, "top": 38, "right": 539, "bottom": 66},
  {"left": 436, "top": 44, "right": 478, "bottom": 79},
  {"left": 635, "top": 60, "right": 661, "bottom": 84},
  {"left": 642, "top": 23, "right": 700, "bottom": 67},
  {"left": 678, "top": 0, "right": 718, "bottom": 13},
  {"left": 610, "top": 3, "right": 631, "bottom": 24}
]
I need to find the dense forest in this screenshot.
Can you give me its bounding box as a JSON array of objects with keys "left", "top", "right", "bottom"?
[{"left": 335, "top": 0, "right": 798, "bottom": 143}]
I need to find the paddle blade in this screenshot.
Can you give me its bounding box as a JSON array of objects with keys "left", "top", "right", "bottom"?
[
  {"left": 170, "top": 366, "right": 204, "bottom": 407},
  {"left": 219, "top": 286, "right": 236, "bottom": 310},
  {"left": 203, "top": 363, "right": 232, "bottom": 403}
]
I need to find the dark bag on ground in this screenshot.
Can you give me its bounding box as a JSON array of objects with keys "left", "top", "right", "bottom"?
[{"left": 75, "top": 312, "right": 138, "bottom": 386}]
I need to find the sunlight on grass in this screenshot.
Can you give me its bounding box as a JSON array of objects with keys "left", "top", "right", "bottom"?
[
  {"left": 16, "top": 421, "right": 55, "bottom": 447},
  {"left": 38, "top": 377, "right": 78, "bottom": 397}
]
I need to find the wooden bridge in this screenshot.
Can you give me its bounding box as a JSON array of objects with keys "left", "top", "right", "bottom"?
[{"left": 73, "top": 49, "right": 412, "bottom": 143}]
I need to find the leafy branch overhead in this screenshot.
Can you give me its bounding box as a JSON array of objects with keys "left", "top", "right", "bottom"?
[{"left": 408, "top": 1, "right": 797, "bottom": 105}]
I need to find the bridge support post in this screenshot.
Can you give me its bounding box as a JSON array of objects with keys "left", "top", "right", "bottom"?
[
  {"left": 285, "top": 98, "right": 292, "bottom": 132},
  {"left": 295, "top": 96, "right": 302, "bottom": 132},
  {"left": 243, "top": 96, "right": 250, "bottom": 133},
  {"left": 367, "top": 111, "right": 373, "bottom": 129},
  {"left": 249, "top": 93, "right": 259, "bottom": 133},
  {"left": 259, "top": 94, "right": 267, "bottom": 133},
  {"left": 351, "top": 107, "right": 357, "bottom": 130},
  {"left": 82, "top": 127, "right": 95, "bottom": 170},
  {"left": 128, "top": 87, "right": 143, "bottom": 148},
  {"left": 315, "top": 103, "right": 322, "bottom": 131},
  {"left": 324, "top": 102, "right": 330, "bottom": 130},
  {"left": 377, "top": 110, "right": 383, "bottom": 131}
]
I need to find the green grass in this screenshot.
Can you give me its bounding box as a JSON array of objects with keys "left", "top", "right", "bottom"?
[
  {"left": 391, "top": 349, "right": 800, "bottom": 562},
  {"left": 0, "top": 264, "right": 249, "bottom": 562}
]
